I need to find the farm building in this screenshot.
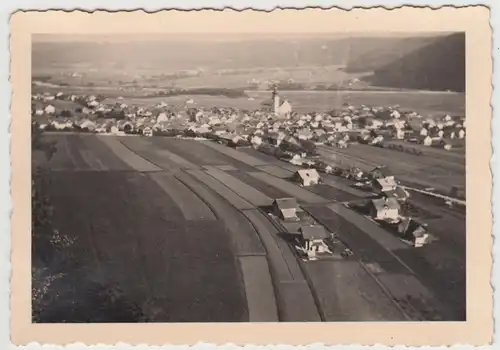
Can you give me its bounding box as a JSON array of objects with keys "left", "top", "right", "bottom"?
[
  {"left": 373, "top": 176, "right": 398, "bottom": 193},
  {"left": 293, "top": 169, "right": 321, "bottom": 187},
  {"left": 272, "top": 197, "right": 300, "bottom": 221},
  {"left": 397, "top": 217, "right": 430, "bottom": 247},
  {"left": 370, "top": 197, "right": 401, "bottom": 222},
  {"left": 296, "top": 225, "right": 331, "bottom": 260}
]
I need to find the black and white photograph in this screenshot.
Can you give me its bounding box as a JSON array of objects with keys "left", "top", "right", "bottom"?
[
  {"left": 30, "top": 29, "right": 469, "bottom": 324},
  {"left": 26, "top": 26, "right": 475, "bottom": 328}
]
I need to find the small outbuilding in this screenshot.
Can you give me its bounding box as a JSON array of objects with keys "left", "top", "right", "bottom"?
[
  {"left": 293, "top": 169, "right": 321, "bottom": 187},
  {"left": 397, "top": 217, "right": 430, "bottom": 247},
  {"left": 272, "top": 197, "right": 300, "bottom": 221}
]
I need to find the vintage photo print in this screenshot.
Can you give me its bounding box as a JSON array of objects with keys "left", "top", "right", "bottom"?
[{"left": 9, "top": 6, "right": 493, "bottom": 347}]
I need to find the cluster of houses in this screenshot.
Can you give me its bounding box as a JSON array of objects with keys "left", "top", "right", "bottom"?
[
  {"left": 32, "top": 88, "right": 454, "bottom": 253},
  {"left": 32, "top": 88, "right": 465, "bottom": 151},
  {"left": 351, "top": 166, "right": 431, "bottom": 248},
  {"left": 264, "top": 164, "right": 430, "bottom": 262}
]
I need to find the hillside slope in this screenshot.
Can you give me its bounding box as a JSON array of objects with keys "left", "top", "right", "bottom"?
[
  {"left": 365, "top": 33, "right": 465, "bottom": 92},
  {"left": 344, "top": 36, "right": 441, "bottom": 73}
]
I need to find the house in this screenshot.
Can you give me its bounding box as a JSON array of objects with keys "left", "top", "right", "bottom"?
[
  {"left": 370, "top": 166, "right": 394, "bottom": 180},
  {"left": 250, "top": 135, "right": 263, "bottom": 146},
  {"left": 370, "top": 197, "right": 401, "bottom": 222},
  {"left": 34, "top": 109, "right": 44, "bottom": 116},
  {"left": 79, "top": 119, "right": 96, "bottom": 132},
  {"left": 157, "top": 112, "right": 169, "bottom": 123},
  {"left": 272, "top": 197, "right": 300, "bottom": 221},
  {"left": 395, "top": 128, "right": 405, "bottom": 140},
  {"left": 373, "top": 176, "right": 398, "bottom": 193},
  {"left": 290, "top": 154, "right": 304, "bottom": 166},
  {"left": 422, "top": 135, "right": 433, "bottom": 146},
  {"left": 382, "top": 186, "right": 410, "bottom": 202},
  {"left": 44, "top": 105, "right": 56, "bottom": 114},
  {"left": 397, "top": 217, "right": 430, "bottom": 247},
  {"left": 297, "top": 225, "right": 331, "bottom": 260},
  {"left": 297, "top": 129, "right": 313, "bottom": 140},
  {"left": 293, "top": 169, "right": 320, "bottom": 187},
  {"left": 143, "top": 126, "right": 153, "bottom": 137}
]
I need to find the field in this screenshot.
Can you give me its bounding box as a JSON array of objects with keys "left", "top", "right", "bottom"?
[
  {"left": 317, "top": 143, "right": 465, "bottom": 196},
  {"left": 33, "top": 133, "right": 466, "bottom": 322},
  {"left": 35, "top": 86, "right": 465, "bottom": 116}
]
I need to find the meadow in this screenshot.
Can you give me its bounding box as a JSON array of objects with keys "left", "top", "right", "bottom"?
[{"left": 102, "top": 90, "right": 465, "bottom": 116}]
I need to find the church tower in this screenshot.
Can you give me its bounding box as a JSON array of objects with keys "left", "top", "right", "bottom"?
[{"left": 272, "top": 86, "right": 280, "bottom": 114}]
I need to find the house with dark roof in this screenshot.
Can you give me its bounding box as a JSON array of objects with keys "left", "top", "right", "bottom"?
[
  {"left": 370, "top": 165, "right": 394, "bottom": 180},
  {"left": 272, "top": 197, "right": 300, "bottom": 221},
  {"left": 297, "top": 225, "right": 332, "bottom": 259}
]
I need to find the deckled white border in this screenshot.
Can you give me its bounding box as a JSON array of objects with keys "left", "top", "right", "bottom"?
[{"left": 2, "top": 0, "right": 498, "bottom": 349}]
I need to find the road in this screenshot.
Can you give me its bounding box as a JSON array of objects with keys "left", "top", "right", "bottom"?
[{"left": 34, "top": 133, "right": 465, "bottom": 322}]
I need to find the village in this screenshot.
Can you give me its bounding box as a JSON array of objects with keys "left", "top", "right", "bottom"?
[{"left": 32, "top": 86, "right": 466, "bottom": 261}]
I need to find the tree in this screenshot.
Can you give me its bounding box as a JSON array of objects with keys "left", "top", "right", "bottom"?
[
  {"left": 60, "top": 110, "right": 72, "bottom": 118},
  {"left": 298, "top": 139, "right": 317, "bottom": 156}
]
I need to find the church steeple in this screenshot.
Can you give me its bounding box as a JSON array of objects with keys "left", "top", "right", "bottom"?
[{"left": 272, "top": 85, "right": 280, "bottom": 114}]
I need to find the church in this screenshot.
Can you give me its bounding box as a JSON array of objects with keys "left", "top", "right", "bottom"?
[{"left": 261, "top": 87, "right": 292, "bottom": 118}]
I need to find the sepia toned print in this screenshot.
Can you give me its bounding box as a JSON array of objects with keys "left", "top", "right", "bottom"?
[{"left": 11, "top": 7, "right": 492, "bottom": 346}]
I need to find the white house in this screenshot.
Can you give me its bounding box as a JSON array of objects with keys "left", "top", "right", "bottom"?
[
  {"left": 44, "top": 105, "right": 56, "bottom": 114},
  {"left": 373, "top": 177, "right": 398, "bottom": 193},
  {"left": 143, "top": 126, "right": 153, "bottom": 137},
  {"left": 370, "top": 197, "right": 401, "bottom": 222},
  {"left": 458, "top": 129, "right": 465, "bottom": 139},
  {"left": 423, "top": 135, "right": 433, "bottom": 146},
  {"left": 294, "top": 169, "right": 321, "bottom": 187},
  {"left": 297, "top": 225, "right": 331, "bottom": 260},
  {"left": 157, "top": 112, "right": 169, "bottom": 123},
  {"left": 391, "top": 110, "right": 401, "bottom": 119}
]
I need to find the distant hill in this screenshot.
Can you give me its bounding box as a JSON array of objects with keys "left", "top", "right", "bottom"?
[
  {"left": 364, "top": 33, "right": 466, "bottom": 92},
  {"left": 344, "top": 36, "right": 441, "bottom": 73}
]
